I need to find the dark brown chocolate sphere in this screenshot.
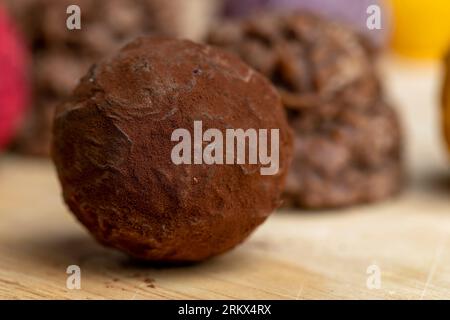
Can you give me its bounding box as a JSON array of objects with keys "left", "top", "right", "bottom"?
[
  {"left": 208, "top": 12, "right": 403, "bottom": 208},
  {"left": 52, "top": 37, "right": 292, "bottom": 262}
]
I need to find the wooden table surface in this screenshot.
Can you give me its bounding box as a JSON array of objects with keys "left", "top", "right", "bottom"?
[{"left": 0, "top": 57, "right": 449, "bottom": 300}]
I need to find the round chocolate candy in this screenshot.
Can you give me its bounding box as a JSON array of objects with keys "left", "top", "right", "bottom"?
[{"left": 52, "top": 37, "right": 293, "bottom": 262}]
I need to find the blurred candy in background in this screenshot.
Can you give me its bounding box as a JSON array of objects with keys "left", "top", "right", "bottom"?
[
  {"left": 0, "top": 5, "right": 28, "bottom": 151},
  {"left": 208, "top": 12, "right": 403, "bottom": 208},
  {"left": 389, "top": 0, "right": 450, "bottom": 59},
  {"left": 443, "top": 51, "right": 450, "bottom": 153},
  {"left": 222, "top": 0, "right": 391, "bottom": 48}
]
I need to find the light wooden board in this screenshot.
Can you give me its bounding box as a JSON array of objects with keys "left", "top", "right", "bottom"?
[{"left": 0, "top": 57, "right": 449, "bottom": 300}]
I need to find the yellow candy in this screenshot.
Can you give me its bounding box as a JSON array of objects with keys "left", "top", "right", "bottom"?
[
  {"left": 444, "top": 51, "right": 450, "bottom": 152},
  {"left": 389, "top": 0, "right": 450, "bottom": 59}
]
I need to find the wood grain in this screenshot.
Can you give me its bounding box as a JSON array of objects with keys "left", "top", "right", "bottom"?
[{"left": 0, "top": 57, "right": 449, "bottom": 299}]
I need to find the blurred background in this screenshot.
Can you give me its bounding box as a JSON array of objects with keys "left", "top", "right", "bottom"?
[{"left": 0, "top": 0, "right": 449, "bottom": 159}]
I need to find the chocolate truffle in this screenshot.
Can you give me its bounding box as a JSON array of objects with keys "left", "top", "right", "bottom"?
[
  {"left": 208, "top": 13, "right": 403, "bottom": 208},
  {"left": 6, "top": 0, "right": 219, "bottom": 156},
  {"left": 52, "top": 37, "right": 293, "bottom": 262}
]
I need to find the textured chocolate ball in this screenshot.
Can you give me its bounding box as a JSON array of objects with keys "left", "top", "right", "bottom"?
[
  {"left": 52, "top": 37, "right": 293, "bottom": 262},
  {"left": 208, "top": 13, "right": 403, "bottom": 208}
]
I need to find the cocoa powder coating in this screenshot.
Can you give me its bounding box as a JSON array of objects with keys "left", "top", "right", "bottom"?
[
  {"left": 52, "top": 37, "right": 293, "bottom": 262},
  {"left": 208, "top": 13, "right": 403, "bottom": 208}
]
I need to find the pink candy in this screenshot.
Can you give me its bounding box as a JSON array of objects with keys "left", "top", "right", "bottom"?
[{"left": 0, "top": 6, "right": 28, "bottom": 150}]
